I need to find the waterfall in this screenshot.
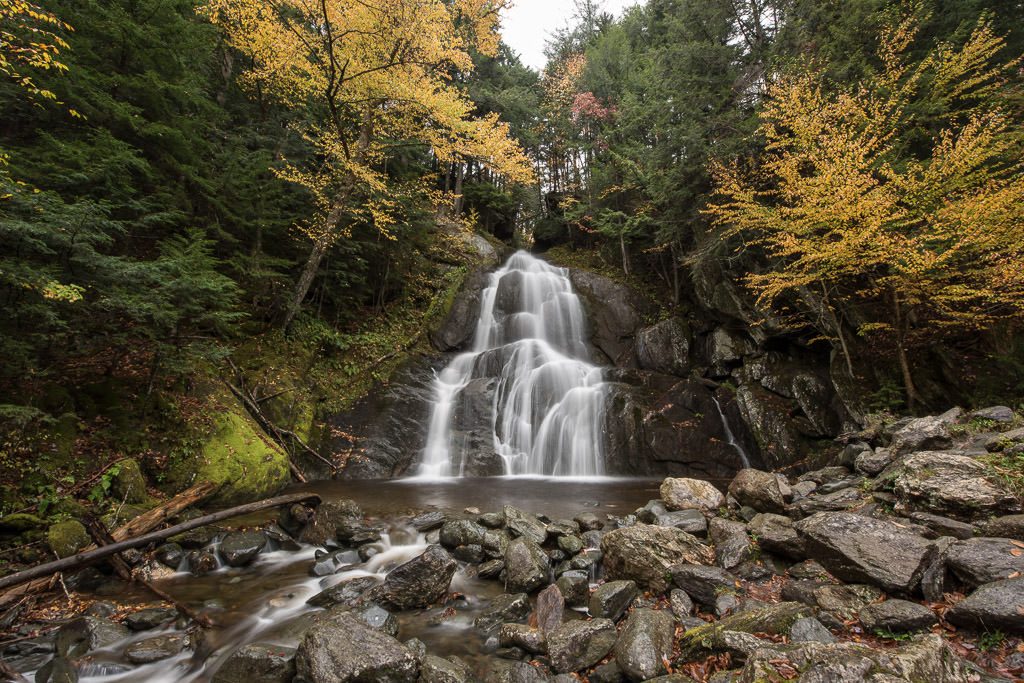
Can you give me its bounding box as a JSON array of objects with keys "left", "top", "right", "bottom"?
[
  {"left": 711, "top": 395, "right": 751, "bottom": 468},
  {"left": 417, "top": 251, "right": 607, "bottom": 478}
]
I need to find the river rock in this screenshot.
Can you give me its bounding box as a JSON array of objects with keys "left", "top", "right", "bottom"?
[
  {"left": 979, "top": 514, "right": 1024, "bottom": 540},
  {"left": 670, "top": 564, "right": 740, "bottom": 610},
  {"left": 296, "top": 611, "right": 418, "bottom": 682},
  {"left": 212, "top": 643, "right": 296, "bottom": 683},
  {"left": 636, "top": 318, "right": 691, "bottom": 376},
  {"left": 474, "top": 593, "right": 531, "bottom": 633},
  {"left": 708, "top": 518, "right": 753, "bottom": 569},
  {"left": 124, "top": 607, "right": 177, "bottom": 631},
  {"left": 574, "top": 512, "right": 604, "bottom": 531},
  {"left": 439, "top": 519, "right": 487, "bottom": 549},
  {"left": 34, "top": 657, "right": 79, "bottom": 683},
  {"left": 125, "top": 633, "right": 189, "bottom": 664},
  {"left": 479, "top": 559, "right": 504, "bottom": 579},
  {"left": 789, "top": 616, "right": 835, "bottom": 644},
  {"left": 556, "top": 571, "right": 589, "bottom": 608},
  {"left": 946, "top": 577, "right": 1024, "bottom": 633},
  {"left": 547, "top": 618, "right": 617, "bottom": 674},
  {"left": 504, "top": 537, "right": 549, "bottom": 593},
  {"left": 855, "top": 448, "right": 895, "bottom": 476},
  {"left": 945, "top": 537, "right": 1024, "bottom": 587},
  {"left": 660, "top": 478, "right": 723, "bottom": 513},
  {"left": 298, "top": 500, "right": 363, "bottom": 546},
  {"left": 503, "top": 506, "right": 548, "bottom": 545},
  {"left": 307, "top": 576, "right": 379, "bottom": 608},
  {"left": 813, "top": 584, "right": 883, "bottom": 621},
  {"left": 420, "top": 655, "right": 473, "bottom": 683},
  {"left": 601, "top": 525, "right": 714, "bottom": 592},
  {"left": 728, "top": 469, "right": 789, "bottom": 514},
  {"left": 676, "top": 602, "right": 812, "bottom": 660},
  {"left": 789, "top": 488, "right": 866, "bottom": 519},
  {"left": 794, "top": 512, "right": 935, "bottom": 593},
  {"left": 484, "top": 660, "right": 549, "bottom": 683},
  {"left": 154, "top": 543, "right": 184, "bottom": 569},
  {"left": 970, "top": 406, "right": 1015, "bottom": 423},
  {"left": 588, "top": 580, "right": 637, "bottom": 621},
  {"left": 654, "top": 510, "right": 707, "bottom": 536},
  {"left": 889, "top": 411, "right": 958, "bottom": 454},
  {"left": 613, "top": 608, "right": 673, "bottom": 681},
  {"left": 908, "top": 512, "right": 974, "bottom": 540},
  {"left": 55, "top": 616, "right": 130, "bottom": 658},
  {"left": 748, "top": 513, "right": 805, "bottom": 559},
  {"left": 499, "top": 624, "right": 547, "bottom": 654},
  {"left": 219, "top": 531, "right": 267, "bottom": 567},
  {"left": 669, "top": 589, "right": 694, "bottom": 619},
  {"left": 529, "top": 584, "right": 562, "bottom": 634},
  {"left": 859, "top": 599, "right": 937, "bottom": 633},
  {"left": 878, "top": 451, "right": 1020, "bottom": 521},
  {"left": 371, "top": 545, "right": 457, "bottom": 610},
  {"left": 411, "top": 511, "right": 447, "bottom": 531}
]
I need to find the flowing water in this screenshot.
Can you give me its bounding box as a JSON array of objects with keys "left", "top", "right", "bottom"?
[
  {"left": 418, "top": 251, "right": 608, "bottom": 478},
  {"left": 64, "top": 478, "right": 661, "bottom": 682},
  {"left": 711, "top": 395, "right": 751, "bottom": 468}
]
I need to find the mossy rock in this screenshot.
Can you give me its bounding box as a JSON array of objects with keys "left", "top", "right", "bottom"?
[
  {"left": 0, "top": 513, "right": 47, "bottom": 534},
  {"left": 110, "top": 459, "right": 156, "bottom": 505},
  {"left": 101, "top": 504, "right": 151, "bottom": 530},
  {"left": 676, "top": 601, "right": 813, "bottom": 661},
  {"left": 51, "top": 498, "right": 89, "bottom": 519},
  {"left": 171, "top": 409, "right": 291, "bottom": 507},
  {"left": 47, "top": 520, "right": 91, "bottom": 558}
]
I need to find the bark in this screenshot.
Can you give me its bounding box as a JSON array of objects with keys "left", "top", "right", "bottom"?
[{"left": 891, "top": 289, "right": 922, "bottom": 410}]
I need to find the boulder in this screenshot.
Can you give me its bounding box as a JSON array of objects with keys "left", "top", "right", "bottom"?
[
  {"left": 908, "top": 512, "right": 974, "bottom": 540},
  {"left": 655, "top": 510, "right": 708, "bottom": 536},
  {"left": 439, "top": 519, "right": 487, "bottom": 549},
  {"left": 708, "top": 518, "right": 753, "bottom": 570},
  {"left": 419, "top": 654, "right": 474, "bottom": 683},
  {"left": 601, "top": 525, "right": 714, "bottom": 592},
  {"left": 854, "top": 448, "right": 895, "bottom": 476},
  {"left": 574, "top": 512, "right": 604, "bottom": 531},
  {"left": 474, "top": 593, "right": 531, "bottom": 633},
  {"left": 556, "top": 571, "right": 589, "bottom": 608},
  {"left": 813, "top": 584, "right": 883, "bottom": 621},
  {"left": 357, "top": 604, "right": 399, "bottom": 637},
  {"left": 945, "top": 537, "right": 1024, "bottom": 587},
  {"left": 969, "top": 406, "right": 1015, "bottom": 423},
  {"left": 535, "top": 584, "right": 564, "bottom": 634},
  {"left": 212, "top": 644, "right": 296, "bottom": 683},
  {"left": 859, "top": 600, "right": 938, "bottom": 633},
  {"left": 789, "top": 488, "right": 867, "bottom": 518},
  {"left": 219, "top": 531, "right": 267, "bottom": 567},
  {"left": 124, "top": 607, "right": 177, "bottom": 631},
  {"left": 613, "top": 609, "right": 674, "bottom": 681},
  {"left": 748, "top": 513, "right": 805, "bottom": 560},
  {"left": 125, "top": 633, "right": 189, "bottom": 664},
  {"left": 307, "top": 576, "right": 379, "bottom": 609},
  {"left": 789, "top": 616, "right": 835, "bottom": 644},
  {"left": 503, "top": 506, "right": 548, "bottom": 545},
  {"left": 499, "top": 624, "right": 547, "bottom": 654},
  {"left": 980, "top": 515, "right": 1024, "bottom": 540},
  {"left": 794, "top": 512, "right": 935, "bottom": 594},
  {"left": 676, "top": 602, "right": 811, "bottom": 660},
  {"left": 728, "top": 469, "right": 789, "bottom": 514},
  {"left": 636, "top": 319, "right": 691, "bottom": 376},
  {"left": 298, "top": 500, "right": 363, "bottom": 546},
  {"left": 411, "top": 511, "right": 447, "bottom": 531},
  {"left": 547, "top": 619, "right": 617, "bottom": 674},
  {"left": 889, "top": 411, "right": 958, "bottom": 454},
  {"left": 55, "top": 617, "right": 130, "bottom": 658},
  {"left": 670, "top": 565, "right": 740, "bottom": 610},
  {"left": 294, "top": 612, "right": 419, "bottom": 682},
  {"left": 660, "top": 478, "right": 724, "bottom": 512},
  {"left": 154, "top": 543, "right": 184, "bottom": 569},
  {"left": 47, "top": 521, "right": 91, "bottom": 559},
  {"left": 504, "top": 537, "right": 549, "bottom": 593},
  {"left": 670, "top": 589, "right": 694, "bottom": 619},
  {"left": 878, "top": 451, "right": 1020, "bottom": 521},
  {"left": 187, "top": 550, "right": 219, "bottom": 576},
  {"left": 946, "top": 577, "right": 1024, "bottom": 633},
  {"left": 588, "top": 580, "right": 637, "bottom": 622},
  {"left": 371, "top": 545, "right": 457, "bottom": 610},
  {"left": 110, "top": 458, "right": 154, "bottom": 505}
]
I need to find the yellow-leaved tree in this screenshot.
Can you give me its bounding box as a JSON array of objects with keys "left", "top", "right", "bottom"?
[
  {"left": 204, "top": 0, "right": 535, "bottom": 327},
  {"left": 707, "top": 5, "right": 1024, "bottom": 409},
  {"left": 0, "top": 0, "right": 71, "bottom": 102}
]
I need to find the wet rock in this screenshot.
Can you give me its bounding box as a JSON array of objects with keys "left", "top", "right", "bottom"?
[
  {"left": 307, "top": 576, "right": 379, "bottom": 608},
  {"left": 878, "top": 451, "right": 1020, "bottom": 521},
  {"left": 556, "top": 571, "right": 589, "bottom": 608},
  {"left": 636, "top": 318, "right": 691, "bottom": 376},
  {"left": 979, "top": 514, "right": 1024, "bottom": 541},
  {"left": 35, "top": 656, "right": 79, "bottom": 683},
  {"left": 676, "top": 602, "right": 812, "bottom": 660},
  {"left": 474, "top": 593, "right": 531, "bottom": 633},
  {"left": 748, "top": 513, "right": 805, "bottom": 560},
  {"left": 298, "top": 500, "right": 363, "bottom": 546},
  {"left": 55, "top": 617, "right": 129, "bottom": 658},
  {"left": 970, "top": 406, "right": 1015, "bottom": 423},
  {"left": 483, "top": 530, "right": 512, "bottom": 558},
  {"left": 499, "top": 624, "right": 547, "bottom": 654},
  {"left": 504, "top": 537, "right": 549, "bottom": 593},
  {"left": 708, "top": 518, "right": 753, "bottom": 570},
  {"left": 813, "top": 584, "right": 883, "bottom": 621},
  {"left": 589, "top": 580, "right": 637, "bottom": 621},
  {"left": 479, "top": 559, "right": 505, "bottom": 579},
  {"left": 310, "top": 548, "right": 359, "bottom": 577},
  {"left": 411, "top": 511, "right": 447, "bottom": 532},
  {"left": 535, "top": 584, "right": 564, "bottom": 634},
  {"left": 484, "top": 660, "right": 549, "bottom": 683},
  {"left": 439, "top": 519, "right": 487, "bottom": 549},
  {"left": 336, "top": 519, "right": 383, "bottom": 545},
  {"left": 889, "top": 411, "right": 958, "bottom": 454},
  {"left": 46, "top": 521, "right": 91, "bottom": 559},
  {"left": 797, "top": 466, "right": 851, "bottom": 486},
  {"left": 547, "top": 618, "right": 617, "bottom": 674},
  {"left": 219, "top": 531, "right": 267, "bottom": 567},
  {"left": 601, "top": 525, "right": 714, "bottom": 592},
  {"left": 211, "top": 643, "right": 296, "bottom": 683},
  {"left": 728, "top": 469, "right": 789, "bottom": 514},
  {"left": 569, "top": 269, "right": 648, "bottom": 365},
  {"left": 908, "top": 512, "right": 974, "bottom": 540},
  {"left": 670, "top": 564, "right": 740, "bottom": 611},
  {"left": 187, "top": 550, "right": 219, "bottom": 576},
  {"left": 859, "top": 599, "right": 937, "bottom": 633},
  {"left": 371, "top": 545, "right": 457, "bottom": 610},
  {"left": 655, "top": 510, "right": 707, "bottom": 536},
  {"left": 794, "top": 512, "right": 935, "bottom": 593},
  {"left": 590, "top": 660, "right": 627, "bottom": 683},
  {"left": 419, "top": 654, "right": 473, "bottom": 683},
  {"left": 154, "top": 543, "right": 184, "bottom": 569},
  {"left": 789, "top": 488, "right": 866, "bottom": 518},
  {"left": 295, "top": 611, "right": 419, "bottom": 683},
  {"left": 357, "top": 604, "right": 399, "bottom": 637},
  {"left": 947, "top": 577, "right": 1024, "bottom": 633},
  {"left": 124, "top": 607, "right": 177, "bottom": 631},
  {"left": 790, "top": 480, "right": 817, "bottom": 500},
  {"left": 503, "top": 506, "right": 548, "bottom": 545},
  {"left": 614, "top": 608, "right": 674, "bottom": 681},
  {"left": 574, "top": 512, "right": 604, "bottom": 531},
  {"left": 670, "top": 589, "right": 694, "bottom": 619},
  {"left": 547, "top": 520, "right": 580, "bottom": 538},
  {"left": 854, "top": 448, "right": 895, "bottom": 476},
  {"left": 125, "top": 633, "right": 189, "bottom": 664},
  {"left": 556, "top": 535, "right": 584, "bottom": 555},
  {"left": 789, "top": 616, "right": 835, "bottom": 644},
  {"left": 452, "top": 544, "right": 486, "bottom": 563},
  {"left": 479, "top": 511, "right": 506, "bottom": 529},
  {"left": 279, "top": 503, "right": 314, "bottom": 536},
  {"left": 945, "top": 537, "right": 1024, "bottom": 587},
  {"left": 660, "top": 478, "right": 724, "bottom": 512}
]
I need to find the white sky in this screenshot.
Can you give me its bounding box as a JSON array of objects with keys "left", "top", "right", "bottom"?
[{"left": 500, "top": 0, "right": 639, "bottom": 71}]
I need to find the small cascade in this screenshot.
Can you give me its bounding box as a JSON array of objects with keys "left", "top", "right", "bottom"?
[
  {"left": 417, "top": 251, "right": 607, "bottom": 478},
  {"left": 712, "top": 395, "right": 751, "bottom": 468}
]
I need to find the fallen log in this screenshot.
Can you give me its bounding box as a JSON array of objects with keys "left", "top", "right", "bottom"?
[{"left": 0, "top": 491, "right": 320, "bottom": 593}]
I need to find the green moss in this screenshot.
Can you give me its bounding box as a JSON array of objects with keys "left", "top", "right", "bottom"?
[
  {"left": 46, "top": 520, "right": 91, "bottom": 558},
  {"left": 0, "top": 513, "right": 46, "bottom": 533}
]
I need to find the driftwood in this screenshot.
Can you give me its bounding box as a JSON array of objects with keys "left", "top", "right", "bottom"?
[
  {"left": 0, "top": 481, "right": 219, "bottom": 609},
  {"left": 0, "top": 490, "right": 319, "bottom": 594}
]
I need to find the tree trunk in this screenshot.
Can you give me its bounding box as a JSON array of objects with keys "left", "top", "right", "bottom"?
[
  {"left": 891, "top": 289, "right": 922, "bottom": 410},
  {"left": 620, "top": 233, "right": 630, "bottom": 275},
  {"left": 282, "top": 238, "right": 329, "bottom": 330}
]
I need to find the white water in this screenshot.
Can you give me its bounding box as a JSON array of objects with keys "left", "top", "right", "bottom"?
[
  {"left": 417, "top": 251, "right": 607, "bottom": 478},
  {"left": 712, "top": 395, "right": 751, "bottom": 468}
]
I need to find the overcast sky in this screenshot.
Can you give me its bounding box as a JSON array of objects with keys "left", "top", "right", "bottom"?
[{"left": 500, "top": 0, "right": 639, "bottom": 71}]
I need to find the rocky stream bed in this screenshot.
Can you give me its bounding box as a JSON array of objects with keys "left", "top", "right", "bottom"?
[{"left": 6, "top": 407, "right": 1024, "bottom": 682}]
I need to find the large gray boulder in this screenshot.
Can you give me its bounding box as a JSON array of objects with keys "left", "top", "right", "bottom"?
[
  {"left": 294, "top": 612, "right": 419, "bottom": 682},
  {"left": 298, "top": 500, "right": 364, "bottom": 546},
  {"left": 889, "top": 411, "right": 958, "bottom": 454},
  {"left": 212, "top": 645, "right": 297, "bottom": 683},
  {"left": 946, "top": 577, "right": 1024, "bottom": 633},
  {"left": 55, "top": 617, "right": 130, "bottom": 658},
  {"left": 601, "top": 525, "right": 714, "bottom": 592},
  {"left": 877, "top": 451, "right": 1020, "bottom": 521},
  {"left": 859, "top": 600, "right": 938, "bottom": 634},
  {"left": 794, "top": 512, "right": 935, "bottom": 594},
  {"left": 728, "top": 469, "right": 790, "bottom": 514},
  {"left": 613, "top": 609, "right": 674, "bottom": 681},
  {"left": 660, "top": 478, "right": 724, "bottom": 512},
  {"left": 219, "top": 531, "right": 267, "bottom": 567},
  {"left": 370, "top": 545, "right": 457, "bottom": 610},
  {"left": 547, "top": 619, "right": 618, "bottom": 674},
  {"left": 636, "top": 319, "right": 691, "bottom": 376},
  {"left": 419, "top": 654, "right": 474, "bottom": 683},
  {"left": 504, "top": 537, "right": 549, "bottom": 593},
  {"left": 945, "top": 537, "right": 1024, "bottom": 587},
  {"left": 670, "top": 564, "right": 740, "bottom": 610},
  {"left": 503, "top": 506, "right": 548, "bottom": 545},
  {"left": 748, "top": 513, "right": 806, "bottom": 560},
  {"left": 588, "top": 580, "right": 637, "bottom": 622}
]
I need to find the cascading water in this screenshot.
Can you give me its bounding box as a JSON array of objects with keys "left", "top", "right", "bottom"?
[
  {"left": 711, "top": 395, "right": 751, "bottom": 468},
  {"left": 417, "top": 251, "right": 607, "bottom": 478}
]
